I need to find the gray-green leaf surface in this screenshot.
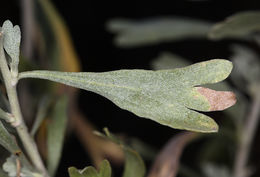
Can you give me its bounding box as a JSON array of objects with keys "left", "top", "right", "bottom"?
[
  {"left": 107, "top": 17, "right": 212, "bottom": 47},
  {"left": 208, "top": 11, "right": 260, "bottom": 40},
  {"left": 19, "top": 59, "right": 235, "bottom": 132},
  {"left": 151, "top": 52, "right": 245, "bottom": 125},
  {"left": 3, "top": 155, "right": 40, "bottom": 177},
  {"left": 1, "top": 20, "right": 21, "bottom": 76}
]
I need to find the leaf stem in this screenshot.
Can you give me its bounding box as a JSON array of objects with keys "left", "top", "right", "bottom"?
[{"left": 0, "top": 33, "right": 49, "bottom": 177}]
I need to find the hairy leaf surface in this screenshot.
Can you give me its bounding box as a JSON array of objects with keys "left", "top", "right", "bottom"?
[
  {"left": 19, "top": 59, "right": 235, "bottom": 132},
  {"left": 1, "top": 20, "right": 21, "bottom": 76}
]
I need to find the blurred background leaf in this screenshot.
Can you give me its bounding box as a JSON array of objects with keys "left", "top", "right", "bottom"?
[
  {"left": 229, "top": 44, "right": 260, "bottom": 93},
  {"left": 202, "top": 163, "right": 231, "bottom": 177},
  {"left": 208, "top": 11, "right": 260, "bottom": 40},
  {"left": 97, "top": 128, "right": 146, "bottom": 177},
  {"left": 150, "top": 52, "right": 189, "bottom": 70},
  {"left": 68, "top": 160, "right": 112, "bottom": 177},
  {"left": 47, "top": 95, "right": 68, "bottom": 176},
  {"left": 0, "top": 121, "right": 20, "bottom": 154},
  {"left": 107, "top": 17, "right": 212, "bottom": 47}
]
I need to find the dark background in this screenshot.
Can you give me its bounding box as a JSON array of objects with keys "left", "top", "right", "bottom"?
[{"left": 1, "top": 0, "right": 260, "bottom": 176}]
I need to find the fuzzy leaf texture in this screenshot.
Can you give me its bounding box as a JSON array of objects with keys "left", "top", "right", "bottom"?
[
  {"left": 208, "top": 11, "right": 260, "bottom": 40},
  {"left": 68, "top": 160, "right": 111, "bottom": 177},
  {"left": 1, "top": 20, "right": 21, "bottom": 76},
  {"left": 3, "top": 155, "right": 41, "bottom": 177},
  {"left": 19, "top": 59, "right": 236, "bottom": 133}
]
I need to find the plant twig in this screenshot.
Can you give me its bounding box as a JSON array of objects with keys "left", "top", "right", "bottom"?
[
  {"left": 69, "top": 102, "right": 124, "bottom": 167},
  {"left": 233, "top": 88, "right": 260, "bottom": 177},
  {"left": 0, "top": 33, "right": 49, "bottom": 177},
  {"left": 147, "top": 132, "right": 198, "bottom": 177},
  {"left": 16, "top": 157, "right": 21, "bottom": 177}
]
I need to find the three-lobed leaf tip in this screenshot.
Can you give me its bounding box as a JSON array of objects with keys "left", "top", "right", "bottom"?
[{"left": 18, "top": 59, "right": 235, "bottom": 133}]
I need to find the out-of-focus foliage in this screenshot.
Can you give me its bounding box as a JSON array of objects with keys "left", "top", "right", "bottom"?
[
  {"left": 202, "top": 163, "right": 231, "bottom": 177},
  {"left": 36, "top": 0, "right": 80, "bottom": 72},
  {"left": 151, "top": 52, "right": 189, "bottom": 70},
  {"left": 107, "top": 17, "right": 211, "bottom": 47},
  {"left": 30, "top": 96, "right": 50, "bottom": 137},
  {"left": 47, "top": 96, "right": 68, "bottom": 177},
  {"left": 68, "top": 160, "right": 111, "bottom": 177},
  {"left": 230, "top": 45, "right": 260, "bottom": 93},
  {"left": 208, "top": 11, "right": 260, "bottom": 40},
  {"left": 147, "top": 132, "right": 197, "bottom": 177},
  {"left": 0, "top": 168, "right": 8, "bottom": 177},
  {"left": 96, "top": 128, "right": 146, "bottom": 177},
  {"left": 0, "top": 121, "right": 20, "bottom": 154},
  {"left": 2, "top": 155, "right": 40, "bottom": 177}
]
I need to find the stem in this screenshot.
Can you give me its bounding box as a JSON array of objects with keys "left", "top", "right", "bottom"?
[
  {"left": 0, "top": 34, "right": 49, "bottom": 177},
  {"left": 233, "top": 90, "right": 260, "bottom": 177}
]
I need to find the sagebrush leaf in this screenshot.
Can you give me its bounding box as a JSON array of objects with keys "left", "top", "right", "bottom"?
[
  {"left": 3, "top": 155, "right": 40, "bottom": 177},
  {"left": 1, "top": 20, "right": 21, "bottom": 76},
  {"left": 208, "top": 11, "right": 260, "bottom": 40},
  {"left": 19, "top": 59, "right": 235, "bottom": 132}
]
